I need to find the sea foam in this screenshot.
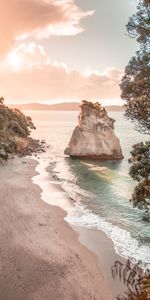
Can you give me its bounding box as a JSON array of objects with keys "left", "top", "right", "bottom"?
[{"left": 65, "top": 203, "right": 150, "bottom": 269}]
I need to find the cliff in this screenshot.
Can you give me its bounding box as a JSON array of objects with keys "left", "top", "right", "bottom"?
[
  {"left": 0, "top": 97, "right": 44, "bottom": 160},
  {"left": 64, "top": 101, "right": 123, "bottom": 160}
]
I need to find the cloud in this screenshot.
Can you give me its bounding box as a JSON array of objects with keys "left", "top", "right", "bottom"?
[
  {"left": 0, "top": 0, "right": 94, "bottom": 56},
  {"left": 0, "top": 44, "right": 122, "bottom": 103},
  {"left": 6, "top": 43, "right": 49, "bottom": 70}
]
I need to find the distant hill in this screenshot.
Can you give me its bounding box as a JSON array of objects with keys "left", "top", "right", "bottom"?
[
  {"left": 9, "top": 102, "right": 124, "bottom": 112},
  {"left": 105, "top": 105, "right": 124, "bottom": 112},
  {"left": 10, "top": 102, "right": 80, "bottom": 111}
]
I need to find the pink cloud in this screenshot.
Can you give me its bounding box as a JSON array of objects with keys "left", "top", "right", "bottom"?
[
  {"left": 6, "top": 43, "right": 49, "bottom": 70},
  {"left": 0, "top": 45, "right": 122, "bottom": 102},
  {"left": 0, "top": 0, "right": 94, "bottom": 55}
]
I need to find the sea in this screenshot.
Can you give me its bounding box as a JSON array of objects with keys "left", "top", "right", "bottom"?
[{"left": 29, "top": 110, "right": 150, "bottom": 269}]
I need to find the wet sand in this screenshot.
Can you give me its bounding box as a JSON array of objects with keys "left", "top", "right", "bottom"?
[
  {"left": 0, "top": 157, "right": 113, "bottom": 300},
  {"left": 73, "top": 226, "right": 127, "bottom": 299}
]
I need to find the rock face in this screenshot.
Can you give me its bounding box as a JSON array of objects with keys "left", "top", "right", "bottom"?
[{"left": 64, "top": 101, "right": 123, "bottom": 160}]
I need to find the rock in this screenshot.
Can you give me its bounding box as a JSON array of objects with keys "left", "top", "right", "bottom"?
[
  {"left": 0, "top": 148, "right": 8, "bottom": 161},
  {"left": 16, "top": 137, "right": 46, "bottom": 157},
  {"left": 64, "top": 100, "right": 123, "bottom": 160}
]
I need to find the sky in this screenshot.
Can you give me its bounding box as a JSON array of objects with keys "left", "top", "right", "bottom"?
[{"left": 0, "top": 0, "right": 138, "bottom": 105}]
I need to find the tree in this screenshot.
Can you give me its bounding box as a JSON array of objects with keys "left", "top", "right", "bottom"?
[
  {"left": 121, "top": 53, "right": 150, "bottom": 133},
  {"left": 129, "top": 142, "right": 150, "bottom": 210},
  {"left": 120, "top": 0, "right": 150, "bottom": 214},
  {"left": 120, "top": 0, "right": 150, "bottom": 133}
]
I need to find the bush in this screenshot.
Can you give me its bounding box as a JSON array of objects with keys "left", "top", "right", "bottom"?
[{"left": 0, "top": 97, "right": 36, "bottom": 160}]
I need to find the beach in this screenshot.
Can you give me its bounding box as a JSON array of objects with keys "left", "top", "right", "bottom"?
[
  {"left": 0, "top": 157, "right": 113, "bottom": 300},
  {"left": 0, "top": 0, "right": 149, "bottom": 298}
]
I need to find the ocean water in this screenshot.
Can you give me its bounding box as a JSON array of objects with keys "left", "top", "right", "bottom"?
[{"left": 29, "top": 110, "right": 150, "bottom": 268}]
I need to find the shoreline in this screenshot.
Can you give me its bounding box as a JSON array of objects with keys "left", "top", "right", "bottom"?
[
  {"left": 0, "top": 156, "right": 113, "bottom": 300},
  {"left": 33, "top": 155, "right": 127, "bottom": 299},
  {"left": 73, "top": 226, "right": 127, "bottom": 298}
]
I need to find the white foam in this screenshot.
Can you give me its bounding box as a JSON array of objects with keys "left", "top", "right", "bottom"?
[
  {"left": 66, "top": 204, "right": 150, "bottom": 268},
  {"left": 32, "top": 156, "right": 150, "bottom": 269},
  {"left": 32, "top": 157, "right": 73, "bottom": 213}
]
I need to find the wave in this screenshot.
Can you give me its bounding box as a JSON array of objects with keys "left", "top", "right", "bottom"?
[
  {"left": 46, "top": 157, "right": 150, "bottom": 269},
  {"left": 65, "top": 204, "right": 150, "bottom": 269},
  {"left": 61, "top": 181, "right": 93, "bottom": 202}
]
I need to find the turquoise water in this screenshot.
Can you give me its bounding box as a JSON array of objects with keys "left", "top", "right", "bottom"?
[{"left": 29, "top": 110, "right": 150, "bottom": 267}]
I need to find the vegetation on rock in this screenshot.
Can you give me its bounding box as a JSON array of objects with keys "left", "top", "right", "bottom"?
[
  {"left": 0, "top": 96, "right": 41, "bottom": 160},
  {"left": 120, "top": 0, "right": 150, "bottom": 214},
  {"left": 64, "top": 100, "right": 123, "bottom": 159}
]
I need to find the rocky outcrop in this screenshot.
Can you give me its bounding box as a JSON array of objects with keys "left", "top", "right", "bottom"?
[{"left": 64, "top": 100, "right": 123, "bottom": 160}]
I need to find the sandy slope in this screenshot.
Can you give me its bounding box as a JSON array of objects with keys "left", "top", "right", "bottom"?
[{"left": 0, "top": 157, "right": 112, "bottom": 300}]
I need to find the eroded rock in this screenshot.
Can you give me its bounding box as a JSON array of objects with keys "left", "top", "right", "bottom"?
[{"left": 64, "top": 100, "right": 123, "bottom": 160}]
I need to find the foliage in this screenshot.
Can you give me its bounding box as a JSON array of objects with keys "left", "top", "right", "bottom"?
[
  {"left": 120, "top": 0, "right": 150, "bottom": 212},
  {"left": 120, "top": 53, "right": 150, "bottom": 133},
  {"left": 127, "top": 0, "right": 150, "bottom": 47},
  {"left": 0, "top": 97, "right": 36, "bottom": 160},
  {"left": 129, "top": 142, "right": 150, "bottom": 182},
  {"left": 120, "top": 0, "right": 150, "bottom": 133},
  {"left": 0, "top": 96, "right": 4, "bottom": 105},
  {"left": 112, "top": 259, "right": 150, "bottom": 300},
  {"left": 129, "top": 142, "right": 150, "bottom": 210}
]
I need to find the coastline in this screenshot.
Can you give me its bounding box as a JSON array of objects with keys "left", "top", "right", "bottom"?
[
  {"left": 33, "top": 156, "right": 127, "bottom": 298},
  {"left": 73, "top": 226, "right": 127, "bottom": 298},
  {"left": 0, "top": 156, "right": 113, "bottom": 300}
]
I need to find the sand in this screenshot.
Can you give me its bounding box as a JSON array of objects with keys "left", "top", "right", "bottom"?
[
  {"left": 0, "top": 157, "right": 113, "bottom": 300},
  {"left": 74, "top": 227, "right": 127, "bottom": 298}
]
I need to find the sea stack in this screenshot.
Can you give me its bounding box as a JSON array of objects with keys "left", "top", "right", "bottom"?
[{"left": 64, "top": 100, "right": 123, "bottom": 160}]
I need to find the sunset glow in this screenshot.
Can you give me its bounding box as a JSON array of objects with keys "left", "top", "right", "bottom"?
[
  {"left": 1, "top": 3, "right": 149, "bottom": 298},
  {"left": 0, "top": 0, "right": 138, "bottom": 104}
]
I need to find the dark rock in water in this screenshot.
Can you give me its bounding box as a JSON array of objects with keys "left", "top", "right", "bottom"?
[{"left": 64, "top": 100, "right": 123, "bottom": 160}]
